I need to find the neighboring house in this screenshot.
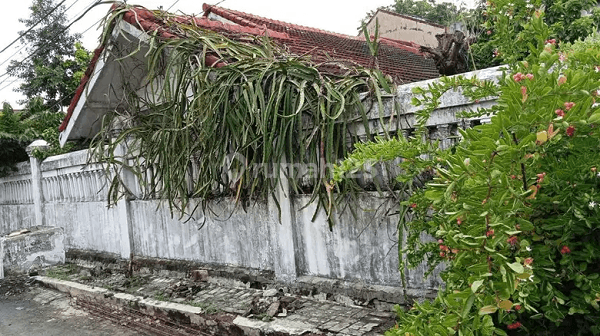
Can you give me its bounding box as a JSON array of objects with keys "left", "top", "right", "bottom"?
[
  {"left": 364, "top": 9, "right": 447, "bottom": 48},
  {"left": 58, "top": 3, "right": 440, "bottom": 145}
]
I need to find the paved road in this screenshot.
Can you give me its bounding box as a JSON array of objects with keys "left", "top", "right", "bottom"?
[{"left": 0, "top": 277, "right": 142, "bottom": 336}]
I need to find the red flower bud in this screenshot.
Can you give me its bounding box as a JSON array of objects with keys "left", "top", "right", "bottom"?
[
  {"left": 560, "top": 245, "right": 571, "bottom": 254},
  {"left": 566, "top": 125, "right": 575, "bottom": 137},
  {"left": 507, "top": 321, "right": 522, "bottom": 330},
  {"left": 507, "top": 236, "right": 519, "bottom": 246},
  {"left": 410, "top": 203, "right": 417, "bottom": 208},
  {"left": 555, "top": 109, "right": 565, "bottom": 117},
  {"left": 486, "top": 229, "right": 495, "bottom": 237},
  {"left": 515, "top": 305, "right": 522, "bottom": 311}
]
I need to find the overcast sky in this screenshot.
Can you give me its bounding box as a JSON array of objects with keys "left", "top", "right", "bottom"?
[{"left": 0, "top": 0, "right": 475, "bottom": 108}]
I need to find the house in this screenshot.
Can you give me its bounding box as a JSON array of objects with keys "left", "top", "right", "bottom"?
[
  {"left": 363, "top": 9, "right": 447, "bottom": 48},
  {"left": 58, "top": 3, "right": 441, "bottom": 146},
  {"left": 1, "top": 3, "right": 500, "bottom": 310}
]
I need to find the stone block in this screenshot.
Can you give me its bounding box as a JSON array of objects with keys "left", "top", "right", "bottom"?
[
  {"left": 1, "top": 226, "right": 65, "bottom": 275},
  {"left": 191, "top": 269, "right": 209, "bottom": 282}
]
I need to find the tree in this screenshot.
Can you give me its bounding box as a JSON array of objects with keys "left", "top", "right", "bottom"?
[
  {"left": 469, "top": 0, "right": 600, "bottom": 69},
  {"left": 337, "top": 3, "right": 600, "bottom": 334},
  {"left": 362, "top": 0, "right": 468, "bottom": 27},
  {"left": 7, "top": 0, "right": 88, "bottom": 110},
  {"left": 0, "top": 98, "right": 81, "bottom": 177},
  {"left": 0, "top": 103, "right": 30, "bottom": 177}
]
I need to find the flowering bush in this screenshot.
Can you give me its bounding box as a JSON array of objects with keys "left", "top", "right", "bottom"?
[{"left": 335, "top": 5, "right": 600, "bottom": 335}]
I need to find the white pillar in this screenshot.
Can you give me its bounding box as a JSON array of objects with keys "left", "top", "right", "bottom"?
[
  {"left": 1, "top": 237, "right": 4, "bottom": 279},
  {"left": 269, "top": 156, "right": 298, "bottom": 282},
  {"left": 26, "top": 140, "right": 49, "bottom": 228},
  {"left": 113, "top": 140, "right": 136, "bottom": 260}
]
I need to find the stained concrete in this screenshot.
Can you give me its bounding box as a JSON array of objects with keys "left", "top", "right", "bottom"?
[{"left": 1, "top": 226, "right": 65, "bottom": 275}]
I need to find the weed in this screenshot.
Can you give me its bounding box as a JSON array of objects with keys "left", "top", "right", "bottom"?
[
  {"left": 185, "top": 300, "right": 220, "bottom": 314},
  {"left": 46, "top": 264, "right": 78, "bottom": 281},
  {"left": 153, "top": 291, "right": 168, "bottom": 301}
]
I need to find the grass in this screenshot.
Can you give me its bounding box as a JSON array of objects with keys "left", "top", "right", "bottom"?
[
  {"left": 185, "top": 300, "right": 220, "bottom": 315},
  {"left": 46, "top": 264, "right": 78, "bottom": 281},
  {"left": 153, "top": 291, "right": 168, "bottom": 302}
]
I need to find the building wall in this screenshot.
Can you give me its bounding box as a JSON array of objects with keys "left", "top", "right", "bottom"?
[{"left": 366, "top": 10, "right": 446, "bottom": 48}]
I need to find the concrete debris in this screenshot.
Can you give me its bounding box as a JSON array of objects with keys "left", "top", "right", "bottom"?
[
  {"left": 266, "top": 301, "right": 280, "bottom": 317},
  {"left": 7, "top": 229, "right": 31, "bottom": 237},
  {"left": 191, "top": 269, "right": 209, "bottom": 282},
  {"left": 34, "top": 262, "right": 398, "bottom": 335},
  {"left": 262, "top": 288, "right": 278, "bottom": 297}
]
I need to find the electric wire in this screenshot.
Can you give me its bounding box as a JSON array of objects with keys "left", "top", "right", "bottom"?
[
  {"left": 0, "top": 0, "right": 104, "bottom": 83},
  {"left": 0, "top": 0, "right": 69, "bottom": 54},
  {"left": 0, "top": 14, "right": 104, "bottom": 95}
]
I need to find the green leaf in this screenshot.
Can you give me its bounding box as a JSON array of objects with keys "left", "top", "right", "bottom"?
[
  {"left": 471, "top": 280, "right": 484, "bottom": 293},
  {"left": 507, "top": 262, "right": 524, "bottom": 274},
  {"left": 479, "top": 305, "right": 498, "bottom": 315}
]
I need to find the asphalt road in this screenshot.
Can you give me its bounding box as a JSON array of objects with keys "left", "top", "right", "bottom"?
[{"left": 0, "top": 276, "right": 143, "bottom": 336}]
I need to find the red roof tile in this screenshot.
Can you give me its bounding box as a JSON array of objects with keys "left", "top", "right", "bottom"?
[
  {"left": 60, "top": 4, "right": 440, "bottom": 133},
  {"left": 201, "top": 4, "right": 439, "bottom": 83}
]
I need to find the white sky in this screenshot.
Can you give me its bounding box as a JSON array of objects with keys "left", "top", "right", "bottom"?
[{"left": 0, "top": 0, "right": 475, "bottom": 108}]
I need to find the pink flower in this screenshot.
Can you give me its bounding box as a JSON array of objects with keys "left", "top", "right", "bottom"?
[
  {"left": 410, "top": 203, "right": 417, "bottom": 209},
  {"left": 513, "top": 73, "right": 524, "bottom": 82},
  {"left": 521, "top": 86, "right": 528, "bottom": 102},
  {"left": 487, "top": 30, "right": 492, "bottom": 35},
  {"left": 524, "top": 257, "right": 533, "bottom": 266},
  {"left": 526, "top": 73, "right": 534, "bottom": 80},
  {"left": 555, "top": 109, "right": 565, "bottom": 117},
  {"left": 457, "top": 217, "right": 463, "bottom": 225},
  {"left": 559, "top": 52, "right": 567, "bottom": 62},
  {"left": 561, "top": 245, "right": 571, "bottom": 254},
  {"left": 536, "top": 172, "right": 546, "bottom": 184},
  {"left": 545, "top": 39, "right": 556, "bottom": 45},
  {"left": 493, "top": 49, "right": 499, "bottom": 57},
  {"left": 558, "top": 75, "right": 567, "bottom": 86},
  {"left": 507, "top": 236, "right": 519, "bottom": 246},
  {"left": 566, "top": 125, "right": 575, "bottom": 137},
  {"left": 515, "top": 305, "right": 522, "bottom": 311},
  {"left": 564, "top": 102, "right": 575, "bottom": 110},
  {"left": 486, "top": 229, "right": 495, "bottom": 237}
]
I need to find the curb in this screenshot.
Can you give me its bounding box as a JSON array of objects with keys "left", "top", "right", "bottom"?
[
  {"left": 34, "top": 276, "right": 324, "bottom": 335},
  {"left": 34, "top": 276, "right": 243, "bottom": 335}
]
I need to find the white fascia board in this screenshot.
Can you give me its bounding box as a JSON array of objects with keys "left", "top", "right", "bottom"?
[{"left": 58, "top": 20, "right": 153, "bottom": 147}]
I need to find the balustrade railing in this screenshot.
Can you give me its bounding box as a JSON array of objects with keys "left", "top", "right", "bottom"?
[{"left": 42, "top": 167, "right": 108, "bottom": 202}]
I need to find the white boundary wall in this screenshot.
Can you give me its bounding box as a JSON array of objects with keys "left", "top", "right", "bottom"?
[{"left": 0, "top": 67, "right": 502, "bottom": 290}]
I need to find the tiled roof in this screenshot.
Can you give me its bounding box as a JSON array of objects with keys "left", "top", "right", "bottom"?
[
  {"left": 202, "top": 4, "right": 440, "bottom": 83},
  {"left": 60, "top": 4, "right": 440, "bottom": 132}
]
